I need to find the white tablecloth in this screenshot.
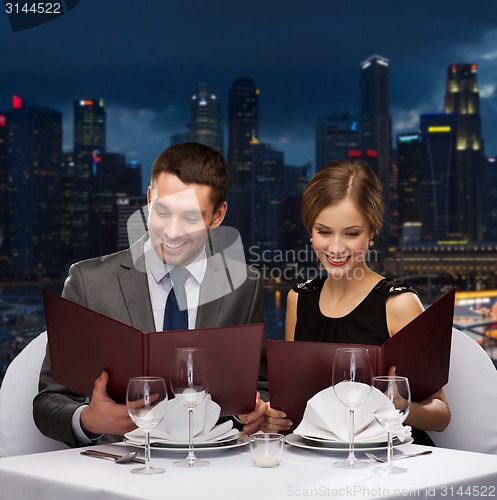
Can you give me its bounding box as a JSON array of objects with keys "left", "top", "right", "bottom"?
[{"left": 1, "top": 441, "right": 497, "bottom": 500}]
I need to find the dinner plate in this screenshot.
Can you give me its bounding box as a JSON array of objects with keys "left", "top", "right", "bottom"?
[
  {"left": 126, "top": 429, "right": 240, "bottom": 447},
  {"left": 285, "top": 433, "right": 413, "bottom": 452},
  {"left": 300, "top": 434, "right": 388, "bottom": 447},
  {"left": 124, "top": 434, "right": 249, "bottom": 452}
]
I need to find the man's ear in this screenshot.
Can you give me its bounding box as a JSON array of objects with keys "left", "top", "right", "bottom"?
[
  {"left": 146, "top": 185, "right": 152, "bottom": 205},
  {"left": 210, "top": 201, "right": 227, "bottom": 228}
]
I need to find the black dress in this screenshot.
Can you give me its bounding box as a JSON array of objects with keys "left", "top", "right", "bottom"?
[{"left": 293, "top": 276, "right": 435, "bottom": 446}]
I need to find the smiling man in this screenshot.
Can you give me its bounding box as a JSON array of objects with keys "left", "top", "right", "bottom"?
[{"left": 33, "top": 142, "right": 267, "bottom": 447}]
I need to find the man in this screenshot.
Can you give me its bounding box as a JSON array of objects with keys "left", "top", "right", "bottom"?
[{"left": 33, "top": 142, "right": 267, "bottom": 446}]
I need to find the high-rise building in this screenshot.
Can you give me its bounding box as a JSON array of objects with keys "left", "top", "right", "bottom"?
[
  {"left": 397, "top": 133, "right": 422, "bottom": 227},
  {"left": 170, "top": 131, "right": 192, "bottom": 146},
  {"left": 228, "top": 78, "right": 259, "bottom": 187},
  {"left": 225, "top": 185, "right": 252, "bottom": 251},
  {"left": 89, "top": 152, "right": 126, "bottom": 257},
  {"left": 122, "top": 161, "right": 143, "bottom": 197},
  {"left": 74, "top": 99, "right": 106, "bottom": 155},
  {"left": 0, "top": 111, "right": 9, "bottom": 274},
  {"left": 419, "top": 114, "right": 459, "bottom": 241},
  {"left": 71, "top": 98, "right": 106, "bottom": 260},
  {"left": 191, "top": 83, "right": 223, "bottom": 153},
  {"left": 360, "top": 55, "right": 393, "bottom": 251},
  {"left": 116, "top": 196, "right": 147, "bottom": 251},
  {"left": 60, "top": 152, "right": 75, "bottom": 266},
  {"left": 483, "top": 156, "right": 497, "bottom": 241},
  {"left": 7, "top": 95, "right": 62, "bottom": 276},
  {"left": 282, "top": 163, "right": 310, "bottom": 255},
  {"left": 444, "top": 64, "right": 485, "bottom": 241},
  {"left": 251, "top": 144, "right": 284, "bottom": 255},
  {"left": 315, "top": 113, "right": 361, "bottom": 171}
]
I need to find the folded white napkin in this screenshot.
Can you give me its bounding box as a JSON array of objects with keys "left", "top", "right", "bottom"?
[
  {"left": 293, "top": 385, "right": 411, "bottom": 443},
  {"left": 125, "top": 395, "right": 237, "bottom": 444}
]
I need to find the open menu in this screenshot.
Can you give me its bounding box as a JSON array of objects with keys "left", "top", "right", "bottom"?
[
  {"left": 42, "top": 290, "right": 264, "bottom": 416},
  {"left": 267, "top": 288, "right": 455, "bottom": 430}
]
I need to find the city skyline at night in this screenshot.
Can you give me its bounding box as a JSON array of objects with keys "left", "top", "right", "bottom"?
[
  {"left": 2, "top": 1, "right": 497, "bottom": 380},
  {"left": 2, "top": 0, "right": 497, "bottom": 186}
]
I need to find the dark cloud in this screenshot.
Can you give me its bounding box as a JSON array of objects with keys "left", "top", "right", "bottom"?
[{"left": 2, "top": 0, "right": 497, "bottom": 185}]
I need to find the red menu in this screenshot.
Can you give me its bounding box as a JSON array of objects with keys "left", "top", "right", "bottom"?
[
  {"left": 267, "top": 288, "right": 455, "bottom": 430},
  {"left": 43, "top": 290, "right": 263, "bottom": 416}
]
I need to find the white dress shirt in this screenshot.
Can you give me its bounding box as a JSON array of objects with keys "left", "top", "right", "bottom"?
[{"left": 143, "top": 238, "right": 207, "bottom": 331}]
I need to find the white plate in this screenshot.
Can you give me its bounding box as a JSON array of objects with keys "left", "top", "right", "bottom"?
[
  {"left": 124, "top": 434, "right": 249, "bottom": 452},
  {"left": 300, "top": 434, "right": 388, "bottom": 446},
  {"left": 126, "top": 429, "right": 240, "bottom": 447},
  {"left": 285, "top": 433, "right": 413, "bottom": 452}
]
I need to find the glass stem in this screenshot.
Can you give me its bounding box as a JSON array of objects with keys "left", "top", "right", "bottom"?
[
  {"left": 346, "top": 408, "right": 356, "bottom": 465},
  {"left": 144, "top": 430, "right": 151, "bottom": 469},
  {"left": 186, "top": 407, "right": 196, "bottom": 463},
  {"left": 386, "top": 430, "right": 393, "bottom": 472}
]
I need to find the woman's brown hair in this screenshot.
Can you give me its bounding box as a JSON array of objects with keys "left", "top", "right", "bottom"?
[{"left": 301, "top": 159, "right": 384, "bottom": 235}]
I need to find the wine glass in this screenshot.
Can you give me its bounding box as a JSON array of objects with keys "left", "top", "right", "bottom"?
[
  {"left": 372, "top": 375, "right": 411, "bottom": 474},
  {"left": 332, "top": 347, "right": 373, "bottom": 468},
  {"left": 126, "top": 376, "right": 168, "bottom": 475},
  {"left": 170, "top": 347, "right": 210, "bottom": 467}
]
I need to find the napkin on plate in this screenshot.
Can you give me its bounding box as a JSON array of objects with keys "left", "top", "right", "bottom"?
[
  {"left": 293, "top": 385, "right": 411, "bottom": 443},
  {"left": 124, "top": 395, "right": 238, "bottom": 444}
]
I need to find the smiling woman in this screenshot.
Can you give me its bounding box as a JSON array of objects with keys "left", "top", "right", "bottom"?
[{"left": 262, "top": 159, "right": 451, "bottom": 443}]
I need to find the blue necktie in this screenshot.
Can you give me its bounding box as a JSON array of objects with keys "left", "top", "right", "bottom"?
[{"left": 163, "top": 268, "right": 190, "bottom": 331}]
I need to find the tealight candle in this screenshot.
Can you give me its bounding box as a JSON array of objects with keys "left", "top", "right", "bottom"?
[
  {"left": 249, "top": 432, "right": 284, "bottom": 468},
  {"left": 254, "top": 452, "right": 280, "bottom": 467}
]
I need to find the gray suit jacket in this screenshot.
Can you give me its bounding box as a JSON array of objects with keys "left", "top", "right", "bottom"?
[{"left": 33, "top": 237, "right": 264, "bottom": 447}]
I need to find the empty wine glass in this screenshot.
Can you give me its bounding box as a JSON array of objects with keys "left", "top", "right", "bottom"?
[
  {"left": 126, "top": 376, "right": 168, "bottom": 475},
  {"left": 332, "top": 347, "right": 373, "bottom": 468},
  {"left": 170, "top": 347, "right": 210, "bottom": 467},
  {"left": 372, "top": 375, "right": 411, "bottom": 474}
]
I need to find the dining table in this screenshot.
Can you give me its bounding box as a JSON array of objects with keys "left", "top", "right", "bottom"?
[{"left": 0, "top": 437, "right": 496, "bottom": 500}]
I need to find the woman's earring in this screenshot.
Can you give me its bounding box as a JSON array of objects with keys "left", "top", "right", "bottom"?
[{"left": 369, "top": 239, "right": 374, "bottom": 248}]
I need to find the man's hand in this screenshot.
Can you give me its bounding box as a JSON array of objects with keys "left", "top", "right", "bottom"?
[
  {"left": 238, "top": 392, "right": 268, "bottom": 435},
  {"left": 80, "top": 371, "right": 136, "bottom": 436},
  {"left": 261, "top": 403, "right": 293, "bottom": 432}
]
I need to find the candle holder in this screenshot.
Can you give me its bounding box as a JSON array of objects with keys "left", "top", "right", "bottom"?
[{"left": 249, "top": 432, "right": 285, "bottom": 467}]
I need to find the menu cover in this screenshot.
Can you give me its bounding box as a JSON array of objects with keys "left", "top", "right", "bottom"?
[
  {"left": 42, "top": 290, "right": 264, "bottom": 416},
  {"left": 267, "top": 288, "right": 455, "bottom": 430}
]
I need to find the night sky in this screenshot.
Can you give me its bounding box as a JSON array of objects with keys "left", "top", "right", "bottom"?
[{"left": 2, "top": 0, "right": 497, "bottom": 190}]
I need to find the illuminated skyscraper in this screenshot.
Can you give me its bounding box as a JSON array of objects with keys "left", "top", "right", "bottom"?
[
  {"left": 7, "top": 96, "right": 62, "bottom": 276},
  {"left": 360, "top": 55, "right": 393, "bottom": 251},
  {"left": 397, "top": 133, "right": 422, "bottom": 227},
  {"left": 228, "top": 78, "right": 259, "bottom": 187},
  {"left": 483, "top": 156, "right": 497, "bottom": 241},
  {"left": 74, "top": 99, "right": 106, "bottom": 155},
  {"left": 360, "top": 55, "right": 392, "bottom": 184},
  {"left": 251, "top": 144, "right": 284, "bottom": 253},
  {"left": 191, "top": 83, "right": 223, "bottom": 153},
  {"left": 419, "top": 114, "right": 458, "bottom": 241},
  {"left": 89, "top": 152, "right": 125, "bottom": 257},
  {"left": 0, "top": 111, "right": 9, "bottom": 274},
  {"left": 315, "top": 112, "right": 361, "bottom": 171},
  {"left": 71, "top": 98, "right": 106, "bottom": 260},
  {"left": 444, "top": 64, "right": 484, "bottom": 241}
]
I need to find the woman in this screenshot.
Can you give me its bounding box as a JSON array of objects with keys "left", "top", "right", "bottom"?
[{"left": 263, "top": 159, "right": 450, "bottom": 444}]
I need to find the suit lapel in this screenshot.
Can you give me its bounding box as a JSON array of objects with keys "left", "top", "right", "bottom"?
[
  {"left": 118, "top": 239, "right": 156, "bottom": 332},
  {"left": 196, "top": 255, "right": 227, "bottom": 328}
]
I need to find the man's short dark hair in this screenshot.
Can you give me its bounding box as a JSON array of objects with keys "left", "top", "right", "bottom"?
[{"left": 151, "top": 142, "right": 230, "bottom": 209}]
